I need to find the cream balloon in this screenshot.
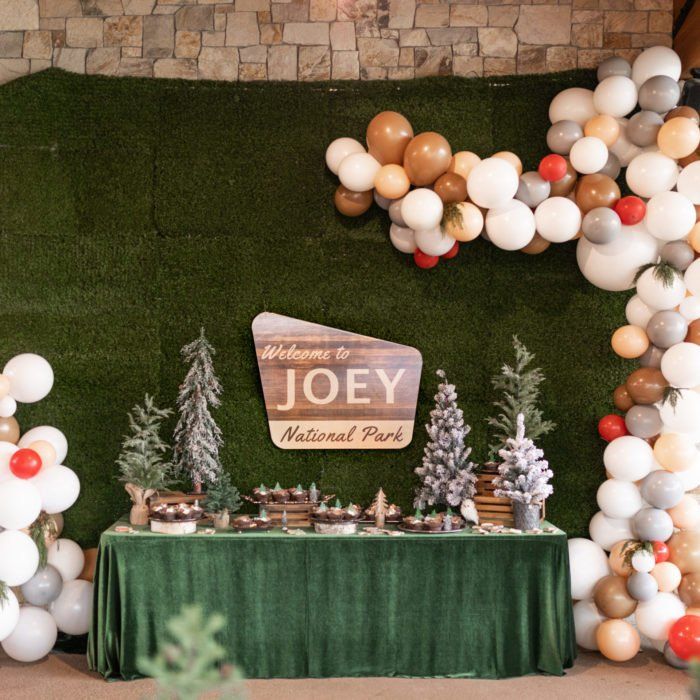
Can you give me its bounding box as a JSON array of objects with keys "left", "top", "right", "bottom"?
[
  {"left": 49, "top": 580, "right": 93, "bottom": 636},
  {"left": 388, "top": 223, "right": 416, "bottom": 254},
  {"left": 668, "top": 496, "right": 700, "bottom": 530},
  {"left": 0, "top": 588, "right": 19, "bottom": 643},
  {"left": 535, "top": 196, "right": 582, "bottom": 242},
  {"left": 626, "top": 152, "right": 679, "bottom": 198},
  {"left": 0, "top": 478, "right": 42, "bottom": 530},
  {"left": 0, "top": 441, "right": 18, "bottom": 483},
  {"left": 548, "top": 88, "right": 597, "bottom": 126},
  {"left": 2, "top": 354, "right": 54, "bottom": 404},
  {"left": 654, "top": 433, "right": 697, "bottom": 472},
  {"left": 636, "top": 267, "right": 686, "bottom": 311},
  {"left": 632, "top": 46, "right": 682, "bottom": 87},
  {"left": 685, "top": 259, "right": 700, "bottom": 298},
  {"left": 414, "top": 227, "right": 456, "bottom": 257},
  {"left": 0, "top": 530, "right": 39, "bottom": 587},
  {"left": 28, "top": 440, "right": 57, "bottom": 470},
  {"left": 610, "top": 118, "right": 643, "bottom": 167},
  {"left": 589, "top": 512, "right": 634, "bottom": 552},
  {"left": 678, "top": 162, "right": 700, "bottom": 205},
  {"left": 325, "top": 137, "right": 365, "bottom": 175},
  {"left": 0, "top": 396, "right": 16, "bottom": 418},
  {"left": 635, "top": 592, "right": 686, "bottom": 640},
  {"left": 400, "top": 188, "right": 443, "bottom": 231},
  {"left": 680, "top": 297, "right": 700, "bottom": 323},
  {"left": 596, "top": 479, "right": 643, "bottom": 519},
  {"left": 18, "top": 426, "right": 68, "bottom": 465},
  {"left": 593, "top": 76, "right": 638, "bottom": 118},
  {"left": 30, "top": 465, "right": 80, "bottom": 515},
  {"left": 485, "top": 199, "right": 535, "bottom": 251},
  {"left": 337, "top": 152, "right": 381, "bottom": 192},
  {"left": 626, "top": 295, "right": 655, "bottom": 328},
  {"left": 661, "top": 342, "right": 700, "bottom": 388},
  {"left": 676, "top": 458, "right": 700, "bottom": 493},
  {"left": 645, "top": 191, "right": 696, "bottom": 241},
  {"left": 652, "top": 562, "right": 682, "bottom": 593},
  {"left": 467, "top": 157, "right": 519, "bottom": 209},
  {"left": 573, "top": 599, "right": 607, "bottom": 650},
  {"left": 47, "top": 539, "right": 85, "bottom": 582},
  {"left": 570, "top": 136, "right": 609, "bottom": 174},
  {"left": 569, "top": 538, "right": 612, "bottom": 599},
  {"left": 1, "top": 606, "right": 57, "bottom": 663}
]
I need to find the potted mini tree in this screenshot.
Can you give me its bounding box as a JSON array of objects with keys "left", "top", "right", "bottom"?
[
  {"left": 117, "top": 395, "right": 174, "bottom": 526},
  {"left": 203, "top": 473, "right": 242, "bottom": 529}
]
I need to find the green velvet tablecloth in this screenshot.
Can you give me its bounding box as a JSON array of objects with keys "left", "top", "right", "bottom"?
[{"left": 87, "top": 520, "right": 575, "bottom": 680}]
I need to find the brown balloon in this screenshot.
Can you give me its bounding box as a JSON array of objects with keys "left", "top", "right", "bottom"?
[
  {"left": 0, "top": 416, "right": 20, "bottom": 444},
  {"left": 366, "top": 111, "right": 414, "bottom": 166},
  {"left": 593, "top": 575, "right": 638, "bottom": 619},
  {"left": 625, "top": 367, "right": 668, "bottom": 405},
  {"left": 665, "top": 106, "right": 700, "bottom": 125},
  {"left": 403, "top": 132, "right": 452, "bottom": 187},
  {"left": 549, "top": 158, "right": 578, "bottom": 197},
  {"left": 433, "top": 172, "right": 467, "bottom": 204},
  {"left": 614, "top": 384, "right": 635, "bottom": 412},
  {"left": 669, "top": 530, "right": 700, "bottom": 575},
  {"left": 687, "top": 319, "right": 700, "bottom": 346},
  {"left": 334, "top": 185, "right": 373, "bottom": 217},
  {"left": 680, "top": 572, "right": 700, "bottom": 606},
  {"left": 575, "top": 173, "right": 621, "bottom": 214},
  {"left": 679, "top": 150, "right": 700, "bottom": 169},
  {"left": 79, "top": 548, "right": 98, "bottom": 583},
  {"left": 521, "top": 233, "right": 551, "bottom": 255}
]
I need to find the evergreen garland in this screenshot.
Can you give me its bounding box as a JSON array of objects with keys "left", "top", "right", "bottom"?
[
  {"left": 29, "top": 512, "right": 59, "bottom": 568},
  {"left": 0, "top": 581, "right": 8, "bottom": 605},
  {"left": 634, "top": 261, "right": 682, "bottom": 288}
]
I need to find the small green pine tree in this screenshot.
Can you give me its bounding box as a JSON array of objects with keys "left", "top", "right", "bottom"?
[{"left": 204, "top": 472, "right": 242, "bottom": 516}]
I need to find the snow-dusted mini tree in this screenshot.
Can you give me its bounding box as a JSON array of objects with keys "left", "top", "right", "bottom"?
[
  {"left": 173, "top": 328, "right": 223, "bottom": 493},
  {"left": 414, "top": 370, "right": 477, "bottom": 509},
  {"left": 494, "top": 413, "right": 553, "bottom": 505}
]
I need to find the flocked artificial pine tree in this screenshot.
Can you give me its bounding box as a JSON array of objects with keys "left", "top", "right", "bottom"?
[
  {"left": 173, "top": 329, "right": 223, "bottom": 494},
  {"left": 414, "top": 370, "right": 477, "bottom": 510},
  {"left": 487, "top": 335, "right": 555, "bottom": 458}
]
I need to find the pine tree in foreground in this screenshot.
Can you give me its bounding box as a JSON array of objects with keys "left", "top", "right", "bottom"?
[
  {"left": 173, "top": 328, "right": 223, "bottom": 493},
  {"left": 414, "top": 370, "right": 477, "bottom": 509}
]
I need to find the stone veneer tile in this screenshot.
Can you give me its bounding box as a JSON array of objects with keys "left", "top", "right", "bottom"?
[
  {"left": 82, "top": 0, "right": 123, "bottom": 16},
  {"left": 175, "top": 29, "right": 201, "bottom": 57},
  {"left": 487, "top": 6, "right": 519, "bottom": 28},
  {"left": 116, "top": 57, "right": 153, "bottom": 76},
  {"left": 388, "top": 0, "right": 416, "bottom": 29},
  {"left": 414, "top": 4, "right": 449, "bottom": 28},
  {"left": 572, "top": 23, "right": 602, "bottom": 47},
  {"left": 0, "top": 58, "right": 30, "bottom": 84},
  {"left": 154, "top": 57, "right": 198, "bottom": 78},
  {"left": 104, "top": 16, "right": 143, "bottom": 47},
  {"left": 199, "top": 45, "right": 238, "bottom": 79},
  {"left": 0, "top": 32, "right": 25, "bottom": 57},
  {"left": 388, "top": 66, "right": 413, "bottom": 79},
  {"left": 451, "top": 5, "right": 488, "bottom": 27},
  {"left": 66, "top": 18, "right": 104, "bottom": 48},
  {"left": 453, "top": 55, "right": 483, "bottom": 76},
  {"left": 603, "top": 10, "right": 647, "bottom": 33},
  {"left": 330, "top": 21, "right": 354, "bottom": 50},
  {"left": 331, "top": 49, "right": 359, "bottom": 78},
  {"left": 239, "top": 62, "right": 266, "bottom": 79},
  {"left": 357, "top": 37, "right": 399, "bottom": 67},
  {"left": 143, "top": 15, "right": 174, "bottom": 57},
  {"left": 272, "top": 0, "right": 309, "bottom": 23},
  {"left": 283, "top": 22, "right": 328, "bottom": 44},
  {"left": 86, "top": 45, "right": 120, "bottom": 73},
  {"left": 484, "top": 57, "right": 515, "bottom": 76},
  {"left": 516, "top": 6, "right": 571, "bottom": 44},
  {"left": 23, "top": 30, "right": 52, "bottom": 58},
  {"left": 226, "top": 11, "right": 259, "bottom": 45},
  {"left": 268, "top": 43, "right": 296, "bottom": 78},
  {"left": 240, "top": 43, "right": 266, "bottom": 61},
  {"left": 55, "top": 46, "right": 86, "bottom": 72},
  {"left": 427, "top": 28, "right": 476, "bottom": 46},
  {"left": 399, "top": 28, "right": 428, "bottom": 46},
  {"left": 39, "top": 0, "right": 82, "bottom": 18},
  {"left": 30, "top": 57, "right": 52, "bottom": 72},
  {"left": 310, "top": 0, "right": 336, "bottom": 22},
  {"left": 415, "top": 45, "right": 451, "bottom": 76},
  {"left": 123, "top": 0, "right": 157, "bottom": 15},
  {"left": 298, "top": 44, "right": 329, "bottom": 79},
  {"left": 176, "top": 5, "right": 214, "bottom": 30},
  {"left": 202, "top": 30, "right": 225, "bottom": 45},
  {"left": 546, "top": 44, "right": 578, "bottom": 70},
  {"left": 478, "top": 27, "right": 517, "bottom": 57},
  {"left": 260, "top": 23, "right": 282, "bottom": 43},
  {"left": 237, "top": 0, "right": 270, "bottom": 10},
  {"left": 1, "top": 1, "right": 39, "bottom": 30}
]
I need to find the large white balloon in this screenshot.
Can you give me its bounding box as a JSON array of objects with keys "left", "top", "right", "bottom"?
[
  {"left": 467, "top": 157, "right": 519, "bottom": 209},
  {"left": 0, "top": 588, "right": 19, "bottom": 643},
  {"left": 573, "top": 599, "right": 607, "bottom": 650},
  {"left": 401, "top": 188, "right": 443, "bottom": 231},
  {"left": 661, "top": 342, "right": 700, "bottom": 388},
  {"left": 18, "top": 426, "right": 68, "bottom": 465},
  {"left": 678, "top": 162, "right": 700, "bottom": 205},
  {"left": 626, "top": 152, "right": 679, "bottom": 198},
  {"left": 414, "top": 227, "right": 455, "bottom": 257},
  {"left": 49, "top": 580, "right": 93, "bottom": 636},
  {"left": 388, "top": 223, "right": 416, "bottom": 254},
  {"left": 0, "top": 441, "right": 19, "bottom": 483},
  {"left": 0, "top": 479, "right": 42, "bottom": 530},
  {"left": 337, "top": 152, "right": 381, "bottom": 192},
  {"left": 610, "top": 118, "right": 642, "bottom": 167},
  {"left": 325, "top": 137, "right": 365, "bottom": 175},
  {"left": 676, "top": 456, "right": 700, "bottom": 492},
  {"left": 635, "top": 592, "right": 686, "bottom": 641},
  {"left": 626, "top": 295, "right": 655, "bottom": 328},
  {"left": 593, "top": 76, "right": 638, "bottom": 118},
  {"left": 535, "top": 196, "right": 582, "bottom": 242},
  {"left": 589, "top": 511, "right": 634, "bottom": 552},
  {"left": 685, "top": 259, "right": 700, "bottom": 298},
  {"left": 2, "top": 354, "right": 54, "bottom": 404},
  {"left": 660, "top": 389, "right": 700, "bottom": 433},
  {"left": 604, "top": 436, "right": 654, "bottom": 481},
  {"left": 31, "top": 465, "right": 80, "bottom": 515},
  {"left": 569, "top": 538, "right": 611, "bottom": 600},
  {"left": 0, "top": 530, "right": 39, "bottom": 587},
  {"left": 680, "top": 296, "right": 700, "bottom": 323},
  {"left": 645, "top": 192, "right": 696, "bottom": 241},
  {"left": 636, "top": 266, "right": 686, "bottom": 311},
  {"left": 485, "top": 199, "right": 535, "bottom": 251},
  {"left": 1, "top": 606, "right": 57, "bottom": 663},
  {"left": 596, "top": 479, "right": 643, "bottom": 519},
  {"left": 47, "top": 539, "right": 85, "bottom": 582},
  {"left": 570, "top": 136, "right": 609, "bottom": 175},
  {"left": 632, "top": 46, "right": 682, "bottom": 87},
  {"left": 548, "top": 87, "right": 596, "bottom": 126}
]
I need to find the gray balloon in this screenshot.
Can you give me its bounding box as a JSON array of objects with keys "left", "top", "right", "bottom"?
[
  {"left": 597, "top": 151, "right": 621, "bottom": 180},
  {"left": 625, "top": 404, "right": 662, "bottom": 438},
  {"left": 640, "top": 471, "right": 684, "bottom": 510},
  {"left": 627, "top": 110, "right": 664, "bottom": 147},
  {"left": 582, "top": 207, "right": 621, "bottom": 244},
  {"left": 664, "top": 641, "right": 689, "bottom": 669},
  {"left": 661, "top": 241, "right": 696, "bottom": 271},
  {"left": 597, "top": 56, "right": 632, "bottom": 81},
  {"left": 627, "top": 571, "right": 659, "bottom": 602},
  {"left": 632, "top": 507, "right": 674, "bottom": 542},
  {"left": 20, "top": 565, "right": 63, "bottom": 606},
  {"left": 638, "top": 75, "right": 681, "bottom": 113},
  {"left": 546, "top": 120, "right": 583, "bottom": 155},
  {"left": 646, "top": 310, "right": 689, "bottom": 349},
  {"left": 516, "top": 171, "right": 551, "bottom": 208},
  {"left": 640, "top": 344, "right": 665, "bottom": 368}
]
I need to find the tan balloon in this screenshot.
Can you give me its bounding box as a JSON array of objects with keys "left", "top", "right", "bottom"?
[
  {"left": 334, "top": 185, "right": 373, "bottom": 217},
  {"left": 575, "top": 173, "right": 621, "bottom": 214},
  {"left": 654, "top": 432, "right": 697, "bottom": 472},
  {"left": 374, "top": 164, "right": 410, "bottom": 200},
  {"left": 521, "top": 233, "right": 551, "bottom": 255},
  {"left": 0, "top": 375, "right": 9, "bottom": 400},
  {"left": 687, "top": 319, "right": 700, "bottom": 346},
  {"left": 433, "top": 172, "right": 467, "bottom": 204},
  {"left": 0, "top": 416, "right": 20, "bottom": 444},
  {"left": 665, "top": 106, "right": 700, "bottom": 125},
  {"left": 28, "top": 440, "right": 57, "bottom": 469},
  {"left": 690, "top": 223, "right": 700, "bottom": 254},
  {"left": 403, "top": 132, "right": 452, "bottom": 186},
  {"left": 79, "top": 547, "right": 98, "bottom": 583},
  {"left": 651, "top": 562, "right": 682, "bottom": 593},
  {"left": 585, "top": 115, "right": 621, "bottom": 147},
  {"left": 611, "top": 325, "right": 649, "bottom": 359},
  {"left": 668, "top": 495, "right": 700, "bottom": 530},
  {"left": 658, "top": 117, "right": 700, "bottom": 160},
  {"left": 680, "top": 572, "right": 700, "bottom": 606},
  {"left": 613, "top": 384, "right": 635, "bottom": 412},
  {"left": 448, "top": 151, "right": 481, "bottom": 180},
  {"left": 549, "top": 159, "right": 578, "bottom": 196},
  {"left": 442, "top": 202, "right": 483, "bottom": 242},
  {"left": 609, "top": 540, "right": 635, "bottom": 578},
  {"left": 492, "top": 151, "right": 522, "bottom": 176},
  {"left": 366, "top": 111, "right": 414, "bottom": 165},
  {"left": 669, "top": 530, "right": 700, "bottom": 575},
  {"left": 596, "top": 619, "right": 640, "bottom": 662},
  {"left": 594, "top": 575, "right": 638, "bottom": 618}
]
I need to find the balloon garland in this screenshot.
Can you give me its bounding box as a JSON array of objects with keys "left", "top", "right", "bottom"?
[
  {"left": 0, "top": 355, "right": 90, "bottom": 663},
  {"left": 327, "top": 45, "right": 700, "bottom": 666}
]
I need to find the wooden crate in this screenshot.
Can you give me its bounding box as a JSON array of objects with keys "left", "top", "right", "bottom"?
[
  {"left": 475, "top": 464, "right": 545, "bottom": 526},
  {"left": 257, "top": 502, "right": 316, "bottom": 528},
  {"left": 149, "top": 491, "right": 206, "bottom": 507}
]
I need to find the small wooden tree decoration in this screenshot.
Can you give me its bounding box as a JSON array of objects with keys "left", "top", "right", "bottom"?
[{"left": 372, "top": 488, "right": 388, "bottom": 528}]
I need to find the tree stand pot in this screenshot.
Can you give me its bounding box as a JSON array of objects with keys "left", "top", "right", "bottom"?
[
  {"left": 130, "top": 503, "right": 150, "bottom": 526},
  {"left": 125, "top": 483, "right": 155, "bottom": 526},
  {"left": 513, "top": 501, "right": 540, "bottom": 531},
  {"left": 212, "top": 511, "right": 230, "bottom": 529}
]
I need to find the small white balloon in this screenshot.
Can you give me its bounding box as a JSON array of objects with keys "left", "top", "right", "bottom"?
[
  {"left": 632, "top": 46, "right": 682, "bottom": 87},
  {"left": 645, "top": 191, "right": 696, "bottom": 241},
  {"left": 467, "top": 157, "right": 519, "bottom": 209},
  {"left": 604, "top": 436, "right": 654, "bottom": 482},
  {"left": 2, "top": 354, "right": 54, "bottom": 404},
  {"left": 389, "top": 223, "right": 416, "bottom": 254},
  {"left": 661, "top": 342, "right": 700, "bottom": 388},
  {"left": 631, "top": 549, "right": 656, "bottom": 574},
  {"left": 0, "top": 478, "right": 42, "bottom": 530},
  {"left": 414, "top": 227, "right": 455, "bottom": 257},
  {"left": 535, "top": 196, "right": 582, "bottom": 242},
  {"left": 593, "top": 76, "right": 638, "bottom": 118},
  {"left": 337, "top": 152, "right": 381, "bottom": 192},
  {"left": 626, "top": 295, "right": 655, "bottom": 328},
  {"left": 589, "top": 511, "right": 634, "bottom": 551},
  {"left": 676, "top": 456, "right": 700, "bottom": 492},
  {"left": 570, "top": 136, "right": 609, "bottom": 175},
  {"left": 680, "top": 296, "right": 700, "bottom": 323},
  {"left": 401, "top": 188, "right": 443, "bottom": 231},
  {"left": 0, "top": 588, "right": 19, "bottom": 643},
  {"left": 0, "top": 396, "right": 16, "bottom": 418},
  {"left": 47, "top": 539, "right": 85, "bottom": 582},
  {"left": 49, "top": 580, "right": 93, "bottom": 636},
  {"left": 324, "top": 137, "right": 365, "bottom": 175},
  {"left": 548, "top": 87, "right": 597, "bottom": 126},
  {"left": 573, "top": 599, "right": 607, "bottom": 650},
  {"left": 635, "top": 592, "right": 685, "bottom": 641},
  {"left": 626, "top": 152, "right": 679, "bottom": 198},
  {"left": 485, "top": 199, "right": 535, "bottom": 251},
  {"left": 596, "top": 479, "right": 643, "bottom": 519},
  {"left": 569, "top": 538, "right": 612, "bottom": 599},
  {"left": 678, "top": 161, "right": 700, "bottom": 205},
  {"left": 31, "top": 465, "right": 80, "bottom": 515},
  {"left": 1, "top": 606, "right": 57, "bottom": 663},
  {"left": 18, "top": 426, "right": 68, "bottom": 465},
  {"left": 610, "top": 118, "right": 643, "bottom": 167},
  {"left": 685, "top": 259, "right": 700, "bottom": 298},
  {"left": 0, "top": 530, "right": 39, "bottom": 587},
  {"left": 636, "top": 266, "right": 686, "bottom": 311},
  {"left": 0, "top": 441, "right": 18, "bottom": 483}
]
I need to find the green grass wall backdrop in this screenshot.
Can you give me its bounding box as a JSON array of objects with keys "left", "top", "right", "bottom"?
[{"left": 0, "top": 68, "right": 626, "bottom": 547}]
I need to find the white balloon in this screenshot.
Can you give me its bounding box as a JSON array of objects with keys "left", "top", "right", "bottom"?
[
  {"left": 535, "top": 196, "right": 582, "bottom": 242},
  {"left": 632, "top": 46, "right": 682, "bottom": 87},
  {"left": 626, "top": 152, "right": 679, "bottom": 198},
  {"left": 337, "top": 152, "right": 381, "bottom": 192},
  {"left": 676, "top": 456, "right": 700, "bottom": 492},
  {"left": 325, "top": 137, "right": 365, "bottom": 175},
  {"left": 485, "top": 199, "right": 535, "bottom": 251},
  {"left": 636, "top": 266, "right": 686, "bottom": 311},
  {"left": 548, "top": 88, "right": 597, "bottom": 126},
  {"left": 31, "top": 465, "right": 80, "bottom": 515},
  {"left": 414, "top": 227, "right": 455, "bottom": 257},
  {"left": 0, "top": 530, "right": 39, "bottom": 587},
  {"left": 678, "top": 162, "right": 700, "bottom": 205},
  {"left": 49, "top": 580, "right": 93, "bottom": 636},
  {"left": 1, "top": 606, "right": 57, "bottom": 663},
  {"left": 388, "top": 197, "right": 406, "bottom": 226},
  {"left": 626, "top": 295, "right": 655, "bottom": 328},
  {"left": 596, "top": 479, "right": 643, "bottom": 519},
  {"left": 635, "top": 592, "right": 685, "bottom": 641},
  {"left": 0, "top": 479, "right": 42, "bottom": 530},
  {"left": 686, "top": 259, "right": 700, "bottom": 298},
  {"left": 401, "top": 189, "right": 443, "bottom": 231},
  {"left": 645, "top": 192, "right": 696, "bottom": 241},
  {"left": 0, "top": 588, "right": 19, "bottom": 642},
  {"left": 0, "top": 441, "right": 19, "bottom": 483},
  {"left": 568, "top": 538, "right": 611, "bottom": 600},
  {"left": 661, "top": 342, "right": 700, "bottom": 388},
  {"left": 18, "top": 426, "right": 68, "bottom": 465},
  {"left": 593, "top": 76, "right": 638, "bottom": 118},
  {"left": 2, "top": 354, "right": 54, "bottom": 404},
  {"left": 610, "top": 118, "right": 642, "bottom": 167},
  {"left": 467, "top": 157, "right": 519, "bottom": 209},
  {"left": 660, "top": 389, "right": 700, "bottom": 433},
  {"left": 573, "top": 599, "right": 607, "bottom": 650},
  {"left": 0, "top": 396, "right": 16, "bottom": 418},
  {"left": 631, "top": 549, "right": 656, "bottom": 574},
  {"left": 604, "top": 436, "right": 654, "bottom": 481},
  {"left": 589, "top": 511, "right": 634, "bottom": 551},
  {"left": 388, "top": 223, "right": 416, "bottom": 254},
  {"left": 47, "top": 539, "right": 85, "bottom": 582},
  {"left": 680, "top": 296, "right": 700, "bottom": 323},
  {"left": 570, "top": 136, "right": 609, "bottom": 174}
]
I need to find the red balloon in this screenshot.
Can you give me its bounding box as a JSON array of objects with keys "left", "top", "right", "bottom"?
[
  {"left": 669, "top": 615, "right": 700, "bottom": 661},
  {"left": 9, "top": 448, "right": 43, "bottom": 479},
  {"left": 598, "top": 414, "right": 628, "bottom": 442},
  {"left": 653, "top": 541, "right": 670, "bottom": 563},
  {"left": 414, "top": 249, "right": 439, "bottom": 269},
  {"left": 614, "top": 196, "right": 646, "bottom": 226},
  {"left": 441, "top": 242, "right": 459, "bottom": 260},
  {"left": 538, "top": 154, "right": 568, "bottom": 182}
]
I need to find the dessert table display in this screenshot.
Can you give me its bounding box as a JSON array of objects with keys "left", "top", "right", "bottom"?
[{"left": 87, "top": 519, "right": 575, "bottom": 680}]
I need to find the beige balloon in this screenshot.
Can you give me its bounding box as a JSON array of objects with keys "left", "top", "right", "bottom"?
[
  {"left": 492, "top": 151, "right": 522, "bottom": 176},
  {"left": 448, "top": 151, "right": 481, "bottom": 180},
  {"left": 668, "top": 495, "right": 700, "bottom": 531},
  {"left": 442, "top": 202, "right": 483, "bottom": 242},
  {"left": 657, "top": 117, "right": 700, "bottom": 160},
  {"left": 651, "top": 562, "right": 682, "bottom": 593},
  {"left": 584, "top": 115, "right": 620, "bottom": 147},
  {"left": 655, "top": 432, "right": 697, "bottom": 472},
  {"left": 669, "top": 530, "right": 700, "bottom": 575},
  {"left": 521, "top": 233, "right": 551, "bottom": 255},
  {"left": 28, "top": 440, "right": 57, "bottom": 469},
  {"left": 596, "top": 619, "right": 640, "bottom": 662},
  {"left": 0, "top": 375, "right": 9, "bottom": 400},
  {"left": 611, "top": 325, "right": 649, "bottom": 359},
  {"left": 609, "top": 540, "right": 635, "bottom": 578},
  {"left": 374, "top": 164, "right": 410, "bottom": 200}
]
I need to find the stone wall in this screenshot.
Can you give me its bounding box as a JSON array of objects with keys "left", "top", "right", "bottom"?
[{"left": 0, "top": 0, "right": 673, "bottom": 83}]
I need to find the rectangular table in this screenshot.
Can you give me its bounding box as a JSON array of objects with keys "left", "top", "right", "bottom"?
[{"left": 87, "top": 519, "right": 575, "bottom": 680}]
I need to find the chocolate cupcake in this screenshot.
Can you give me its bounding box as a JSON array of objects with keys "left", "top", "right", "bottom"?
[
  {"left": 423, "top": 511, "right": 442, "bottom": 531},
  {"left": 163, "top": 506, "right": 177, "bottom": 522},
  {"left": 272, "top": 482, "right": 290, "bottom": 503},
  {"left": 253, "top": 484, "right": 271, "bottom": 503},
  {"left": 314, "top": 502, "right": 330, "bottom": 520},
  {"left": 233, "top": 515, "right": 253, "bottom": 529},
  {"left": 290, "top": 484, "right": 308, "bottom": 503},
  {"left": 386, "top": 504, "right": 402, "bottom": 521}
]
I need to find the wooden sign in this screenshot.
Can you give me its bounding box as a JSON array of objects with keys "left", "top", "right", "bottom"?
[{"left": 252, "top": 313, "right": 422, "bottom": 449}]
